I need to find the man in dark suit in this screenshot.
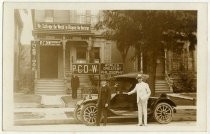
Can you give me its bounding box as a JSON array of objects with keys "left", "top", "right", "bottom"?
[
  {"left": 96, "top": 80, "right": 111, "bottom": 126},
  {"left": 71, "top": 75, "right": 80, "bottom": 99}
]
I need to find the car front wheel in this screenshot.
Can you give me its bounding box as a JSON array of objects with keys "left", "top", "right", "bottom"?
[
  {"left": 81, "top": 103, "right": 97, "bottom": 126},
  {"left": 153, "top": 102, "right": 173, "bottom": 124},
  {"left": 73, "top": 105, "right": 82, "bottom": 123}
]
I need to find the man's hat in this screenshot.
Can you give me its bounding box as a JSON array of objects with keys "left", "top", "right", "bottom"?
[{"left": 136, "top": 74, "right": 143, "bottom": 79}]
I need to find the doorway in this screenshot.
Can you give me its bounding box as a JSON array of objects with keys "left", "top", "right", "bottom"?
[{"left": 40, "top": 46, "right": 58, "bottom": 78}]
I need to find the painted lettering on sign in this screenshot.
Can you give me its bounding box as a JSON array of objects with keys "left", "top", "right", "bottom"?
[
  {"left": 72, "top": 63, "right": 123, "bottom": 75},
  {"left": 72, "top": 64, "right": 100, "bottom": 74},
  {"left": 39, "top": 40, "right": 62, "bottom": 46},
  {"left": 35, "top": 23, "right": 90, "bottom": 32},
  {"left": 31, "top": 41, "right": 37, "bottom": 71},
  {"left": 31, "top": 40, "right": 62, "bottom": 46},
  {"left": 101, "top": 63, "right": 123, "bottom": 75}
]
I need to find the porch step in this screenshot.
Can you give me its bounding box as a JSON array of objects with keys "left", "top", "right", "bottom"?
[
  {"left": 35, "top": 79, "right": 65, "bottom": 95},
  {"left": 155, "top": 80, "right": 171, "bottom": 93}
]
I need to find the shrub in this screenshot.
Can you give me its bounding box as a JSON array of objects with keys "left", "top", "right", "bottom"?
[{"left": 172, "top": 71, "right": 196, "bottom": 93}]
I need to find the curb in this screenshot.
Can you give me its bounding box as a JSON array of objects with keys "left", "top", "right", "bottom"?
[{"left": 14, "top": 118, "right": 80, "bottom": 126}]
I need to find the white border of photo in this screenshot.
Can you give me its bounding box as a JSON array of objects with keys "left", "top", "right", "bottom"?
[{"left": 1, "top": 1, "right": 208, "bottom": 133}]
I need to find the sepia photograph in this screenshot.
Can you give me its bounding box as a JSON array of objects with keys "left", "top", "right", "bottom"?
[{"left": 2, "top": 2, "right": 208, "bottom": 132}]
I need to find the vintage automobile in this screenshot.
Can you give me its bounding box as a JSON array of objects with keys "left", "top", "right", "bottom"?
[{"left": 74, "top": 72, "right": 176, "bottom": 126}]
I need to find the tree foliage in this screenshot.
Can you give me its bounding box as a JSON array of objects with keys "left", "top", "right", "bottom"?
[{"left": 96, "top": 10, "right": 197, "bottom": 95}]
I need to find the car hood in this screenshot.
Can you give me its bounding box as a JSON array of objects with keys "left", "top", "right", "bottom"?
[
  {"left": 76, "top": 95, "right": 98, "bottom": 105},
  {"left": 114, "top": 72, "right": 149, "bottom": 79}
]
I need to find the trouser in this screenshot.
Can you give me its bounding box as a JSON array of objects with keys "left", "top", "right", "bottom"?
[
  {"left": 96, "top": 106, "right": 108, "bottom": 126},
  {"left": 72, "top": 88, "right": 77, "bottom": 99},
  {"left": 137, "top": 99, "right": 148, "bottom": 125}
]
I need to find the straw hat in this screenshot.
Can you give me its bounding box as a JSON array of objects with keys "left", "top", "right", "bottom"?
[{"left": 136, "top": 74, "right": 143, "bottom": 79}]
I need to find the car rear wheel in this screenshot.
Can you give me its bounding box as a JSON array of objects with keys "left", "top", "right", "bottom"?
[
  {"left": 73, "top": 105, "right": 82, "bottom": 123},
  {"left": 154, "top": 102, "right": 173, "bottom": 124},
  {"left": 81, "top": 103, "right": 97, "bottom": 126}
]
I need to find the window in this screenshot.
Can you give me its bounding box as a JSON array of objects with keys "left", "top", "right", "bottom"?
[
  {"left": 91, "top": 47, "right": 100, "bottom": 63},
  {"left": 86, "top": 10, "right": 91, "bottom": 24},
  {"left": 70, "top": 10, "right": 76, "bottom": 23},
  {"left": 77, "top": 10, "right": 86, "bottom": 24},
  {"left": 54, "top": 10, "right": 69, "bottom": 23},
  {"left": 93, "top": 47, "right": 100, "bottom": 59},
  {"left": 45, "top": 10, "right": 54, "bottom": 22},
  {"left": 90, "top": 10, "right": 99, "bottom": 26},
  {"left": 76, "top": 47, "right": 86, "bottom": 63}
]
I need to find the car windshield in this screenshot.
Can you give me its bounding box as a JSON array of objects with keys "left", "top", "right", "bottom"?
[{"left": 112, "top": 78, "right": 137, "bottom": 93}]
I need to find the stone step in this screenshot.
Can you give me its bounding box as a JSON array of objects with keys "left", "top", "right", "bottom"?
[
  {"left": 35, "top": 79, "right": 65, "bottom": 95},
  {"left": 155, "top": 88, "right": 170, "bottom": 91},
  {"left": 155, "top": 90, "right": 171, "bottom": 93},
  {"left": 36, "top": 82, "right": 64, "bottom": 85},
  {"left": 35, "top": 92, "right": 65, "bottom": 94},
  {"left": 35, "top": 89, "right": 65, "bottom": 94},
  {"left": 36, "top": 79, "right": 64, "bottom": 82},
  {"left": 155, "top": 88, "right": 170, "bottom": 90},
  {"left": 155, "top": 85, "right": 168, "bottom": 87},
  {"left": 155, "top": 81, "right": 167, "bottom": 83},
  {"left": 35, "top": 88, "right": 65, "bottom": 91}
]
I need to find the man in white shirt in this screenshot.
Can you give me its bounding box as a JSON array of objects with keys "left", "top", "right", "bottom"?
[{"left": 127, "top": 74, "right": 151, "bottom": 126}]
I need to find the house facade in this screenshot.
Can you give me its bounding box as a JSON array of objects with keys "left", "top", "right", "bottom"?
[
  {"left": 31, "top": 10, "right": 197, "bottom": 95},
  {"left": 31, "top": 10, "right": 125, "bottom": 94}
]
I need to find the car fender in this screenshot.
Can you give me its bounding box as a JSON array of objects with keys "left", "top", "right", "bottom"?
[
  {"left": 81, "top": 98, "right": 98, "bottom": 106},
  {"left": 150, "top": 97, "right": 176, "bottom": 113}
]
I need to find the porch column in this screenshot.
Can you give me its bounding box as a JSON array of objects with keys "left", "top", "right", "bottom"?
[
  {"left": 87, "top": 38, "right": 93, "bottom": 63},
  {"left": 37, "top": 44, "right": 40, "bottom": 79},
  {"left": 167, "top": 49, "right": 172, "bottom": 73},
  {"left": 140, "top": 52, "right": 143, "bottom": 73},
  {"left": 164, "top": 48, "right": 167, "bottom": 75},
  {"left": 62, "top": 39, "right": 67, "bottom": 79}
]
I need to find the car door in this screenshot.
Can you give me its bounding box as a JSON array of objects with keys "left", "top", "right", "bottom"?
[{"left": 109, "top": 79, "right": 138, "bottom": 116}]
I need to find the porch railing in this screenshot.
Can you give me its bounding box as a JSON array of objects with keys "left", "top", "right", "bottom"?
[{"left": 165, "top": 72, "right": 174, "bottom": 92}]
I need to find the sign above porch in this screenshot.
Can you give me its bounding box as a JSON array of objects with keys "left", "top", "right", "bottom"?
[
  {"left": 32, "top": 40, "right": 62, "bottom": 46},
  {"left": 35, "top": 22, "right": 91, "bottom": 32}
]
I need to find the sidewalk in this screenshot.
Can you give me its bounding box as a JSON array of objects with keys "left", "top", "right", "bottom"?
[
  {"left": 14, "top": 93, "right": 81, "bottom": 125},
  {"left": 14, "top": 107, "right": 77, "bottom": 125}
]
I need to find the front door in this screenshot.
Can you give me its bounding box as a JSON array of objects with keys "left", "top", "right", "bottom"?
[
  {"left": 40, "top": 46, "right": 58, "bottom": 78},
  {"left": 156, "top": 57, "right": 165, "bottom": 79}
]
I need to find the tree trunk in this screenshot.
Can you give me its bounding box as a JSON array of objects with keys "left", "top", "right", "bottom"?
[{"left": 145, "top": 50, "right": 158, "bottom": 97}]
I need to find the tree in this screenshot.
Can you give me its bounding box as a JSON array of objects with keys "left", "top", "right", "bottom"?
[{"left": 97, "top": 10, "right": 197, "bottom": 96}]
